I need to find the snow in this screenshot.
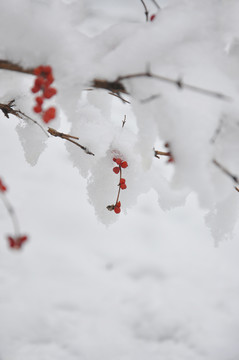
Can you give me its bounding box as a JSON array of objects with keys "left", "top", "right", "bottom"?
[{"left": 1, "top": 0, "right": 239, "bottom": 358}]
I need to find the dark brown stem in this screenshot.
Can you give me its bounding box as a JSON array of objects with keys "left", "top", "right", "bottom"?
[
  {"left": 154, "top": 149, "right": 171, "bottom": 159},
  {"left": 213, "top": 159, "right": 239, "bottom": 184},
  {"left": 0, "top": 100, "right": 49, "bottom": 137},
  {"left": 115, "top": 167, "right": 122, "bottom": 205},
  {"left": 0, "top": 60, "right": 34, "bottom": 74},
  {"left": 48, "top": 127, "right": 95, "bottom": 156},
  {"left": 115, "top": 72, "right": 232, "bottom": 101},
  {"left": 108, "top": 91, "right": 131, "bottom": 104},
  {"left": 140, "top": 0, "right": 149, "bottom": 21}
]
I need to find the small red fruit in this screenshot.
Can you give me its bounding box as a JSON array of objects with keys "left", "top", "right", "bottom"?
[
  {"left": 43, "top": 107, "right": 56, "bottom": 123},
  {"left": 34, "top": 66, "right": 43, "bottom": 76},
  {"left": 33, "top": 105, "right": 42, "bottom": 113},
  {"left": 31, "top": 86, "right": 39, "bottom": 93},
  {"left": 0, "top": 179, "right": 7, "bottom": 192},
  {"left": 150, "top": 14, "right": 156, "bottom": 21},
  {"left": 35, "top": 77, "right": 44, "bottom": 88},
  {"left": 46, "top": 73, "right": 54, "bottom": 85},
  {"left": 36, "top": 96, "right": 44, "bottom": 105},
  {"left": 120, "top": 183, "right": 127, "bottom": 190},
  {"left": 7, "top": 235, "right": 28, "bottom": 249},
  {"left": 121, "top": 161, "right": 128, "bottom": 168},
  {"left": 114, "top": 206, "right": 121, "bottom": 214},
  {"left": 119, "top": 178, "right": 125, "bottom": 184},
  {"left": 43, "top": 65, "right": 52, "bottom": 75},
  {"left": 115, "top": 158, "right": 122, "bottom": 165},
  {"left": 113, "top": 167, "right": 120, "bottom": 174},
  {"left": 43, "top": 87, "right": 57, "bottom": 99}
]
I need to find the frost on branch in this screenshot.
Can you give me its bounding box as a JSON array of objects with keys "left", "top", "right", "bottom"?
[{"left": 1, "top": 0, "right": 239, "bottom": 239}]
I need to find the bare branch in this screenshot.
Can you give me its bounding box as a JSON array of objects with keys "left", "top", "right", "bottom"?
[
  {"left": 108, "top": 91, "right": 131, "bottom": 104},
  {"left": 140, "top": 94, "right": 161, "bottom": 103},
  {"left": 0, "top": 60, "right": 231, "bottom": 102},
  {"left": 213, "top": 159, "right": 239, "bottom": 184},
  {"left": 0, "top": 100, "right": 49, "bottom": 137},
  {"left": 115, "top": 72, "right": 232, "bottom": 101},
  {"left": 48, "top": 127, "right": 95, "bottom": 156},
  {"left": 0, "top": 60, "right": 34, "bottom": 75},
  {"left": 154, "top": 149, "right": 171, "bottom": 159}
]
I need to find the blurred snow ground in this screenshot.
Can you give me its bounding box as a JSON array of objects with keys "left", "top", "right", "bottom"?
[
  {"left": 1, "top": 107, "right": 239, "bottom": 360},
  {"left": 1, "top": 1, "right": 239, "bottom": 359}
]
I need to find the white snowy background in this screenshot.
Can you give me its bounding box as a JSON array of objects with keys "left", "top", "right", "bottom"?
[{"left": 0, "top": 0, "right": 239, "bottom": 359}]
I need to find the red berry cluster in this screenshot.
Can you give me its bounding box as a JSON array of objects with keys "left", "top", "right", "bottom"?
[
  {"left": 0, "top": 178, "right": 7, "bottom": 192},
  {"left": 112, "top": 157, "right": 128, "bottom": 214},
  {"left": 7, "top": 235, "right": 28, "bottom": 249},
  {"left": 31, "top": 65, "right": 57, "bottom": 123},
  {"left": 0, "top": 177, "right": 28, "bottom": 250},
  {"left": 114, "top": 201, "right": 121, "bottom": 214}
]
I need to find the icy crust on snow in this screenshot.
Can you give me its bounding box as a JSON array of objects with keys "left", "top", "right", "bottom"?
[{"left": 0, "top": 0, "right": 239, "bottom": 237}]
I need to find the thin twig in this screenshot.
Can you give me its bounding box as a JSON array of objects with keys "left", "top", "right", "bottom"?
[
  {"left": 0, "top": 193, "right": 21, "bottom": 238},
  {"left": 48, "top": 127, "right": 95, "bottom": 156},
  {"left": 122, "top": 115, "right": 126, "bottom": 128},
  {"left": 151, "top": 0, "right": 160, "bottom": 9},
  {"left": 213, "top": 159, "right": 239, "bottom": 184},
  {"left": 0, "top": 100, "right": 49, "bottom": 138},
  {"left": 140, "top": 94, "right": 161, "bottom": 103},
  {"left": 108, "top": 91, "right": 131, "bottom": 104},
  {"left": 115, "top": 72, "right": 232, "bottom": 101},
  {"left": 154, "top": 149, "right": 171, "bottom": 159},
  {"left": 140, "top": 0, "right": 149, "bottom": 21}
]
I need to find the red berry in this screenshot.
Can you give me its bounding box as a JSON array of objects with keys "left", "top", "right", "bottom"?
[
  {"left": 46, "top": 73, "right": 54, "bottom": 85},
  {"left": 119, "top": 178, "right": 125, "bottom": 184},
  {"left": 36, "top": 96, "right": 44, "bottom": 105},
  {"left": 19, "top": 235, "right": 28, "bottom": 244},
  {"left": 34, "top": 66, "right": 44, "bottom": 76},
  {"left": 114, "top": 206, "right": 121, "bottom": 214},
  {"left": 116, "top": 201, "right": 121, "bottom": 207},
  {"left": 43, "top": 65, "right": 52, "bottom": 75},
  {"left": 167, "top": 156, "right": 174, "bottom": 163},
  {"left": 43, "top": 107, "right": 56, "bottom": 123},
  {"left": 7, "top": 236, "right": 15, "bottom": 248},
  {"left": 113, "top": 167, "right": 120, "bottom": 174},
  {"left": 150, "top": 14, "right": 156, "bottom": 21},
  {"left": 33, "top": 105, "right": 42, "bottom": 113},
  {"left": 113, "top": 158, "right": 117, "bottom": 162},
  {"left": 120, "top": 183, "right": 127, "bottom": 190},
  {"left": 7, "top": 235, "right": 28, "bottom": 249},
  {"left": 0, "top": 179, "right": 7, "bottom": 192},
  {"left": 121, "top": 161, "right": 128, "bottom": 168},
  {"left": 31, "top": 86, "right": 39, "bottom": 93},
  {"left": 35, "top": 77, "right": 44, "bottom": 88},
  {"left": 43, "top": 87, "right": 57, "bottom": 99},
  {"left": 116, "top": 158, "right": 122, "bottom": 165}
]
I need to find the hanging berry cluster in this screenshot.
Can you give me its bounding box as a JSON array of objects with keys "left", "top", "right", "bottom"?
[
  {"left": 7, "top": 235, "right": 28, "bottom": 249},
  {"left": 0, "top": 177, "right": 28, "bottom": 250},
  {"left": 31, "top": 65, "right": 57, "bottom": 123},
  {"left": 107, "top": 158, "right": 128, "bottom": 214}
]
